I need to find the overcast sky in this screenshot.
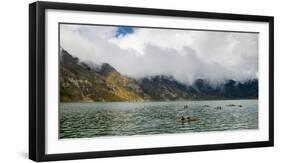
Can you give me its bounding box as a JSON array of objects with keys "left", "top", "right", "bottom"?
[{"left": 60, "top": 24, "right": 258, "bottom": 85}]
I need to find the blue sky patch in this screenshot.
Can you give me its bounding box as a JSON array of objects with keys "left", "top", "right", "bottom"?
[{"left": 115, "top": 26, "right": 134, "bottom": 38}]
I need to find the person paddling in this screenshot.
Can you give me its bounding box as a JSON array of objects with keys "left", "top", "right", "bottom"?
[{"left": 181, "top": 116, "right": 186, "bottom": 121}]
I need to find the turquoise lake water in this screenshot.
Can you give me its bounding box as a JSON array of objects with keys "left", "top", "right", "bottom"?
[{"left": 59, "top": 99, "right": 258, "bottom": 139}]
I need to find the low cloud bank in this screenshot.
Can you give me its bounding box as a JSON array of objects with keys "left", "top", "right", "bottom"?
[{"left": 60, "top": 24, "right": 258, "bottom": 85}]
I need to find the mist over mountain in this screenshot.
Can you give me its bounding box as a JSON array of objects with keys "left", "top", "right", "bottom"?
[
  {"left": 60, "top": 49, "right": 258, "bottom": 102},
  {"left": 60, "top": 24, "right": 258, "bottom": 85}
]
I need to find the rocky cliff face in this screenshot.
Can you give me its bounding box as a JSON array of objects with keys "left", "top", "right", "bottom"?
[{"left": 60, "top": 49, "right": 258, "bottom": 102}]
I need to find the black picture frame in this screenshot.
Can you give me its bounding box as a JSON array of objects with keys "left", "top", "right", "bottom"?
[{"left": 29, "top": 1, "right": 274, "bottom": 162}]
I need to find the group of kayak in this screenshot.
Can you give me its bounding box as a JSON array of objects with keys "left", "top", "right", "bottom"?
[{"left": 180, "top": 103, "right": 243, "bottom": 123}]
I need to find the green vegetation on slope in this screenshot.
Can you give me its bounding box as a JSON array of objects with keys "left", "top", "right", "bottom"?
[{"left": 60, "top": 49, "right": 146, "bottom": 102}]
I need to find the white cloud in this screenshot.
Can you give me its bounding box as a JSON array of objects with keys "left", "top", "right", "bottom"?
[{"left": 60, "top": 24, "right": 258, "bottom": 85}]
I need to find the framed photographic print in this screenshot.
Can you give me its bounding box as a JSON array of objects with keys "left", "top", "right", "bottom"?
[{"left": 29, "top": 1, "right": 274, "bottom": 162}]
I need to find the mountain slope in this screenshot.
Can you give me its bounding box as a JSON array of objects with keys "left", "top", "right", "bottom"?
[
  {"left": 187, "top": 79, "right": 258, "bottom": 99},
  {"left": 138, "top": 75, "right": 192, "bottom": 100},
  {"left": 60, "top": 49, "right": 258, "bottom": 102},
  {"left": 60, "top": 49, "right": 146, "bottom": 102},
  {"left": 138, "top": 76, "right": 258, "bottom": 100}
]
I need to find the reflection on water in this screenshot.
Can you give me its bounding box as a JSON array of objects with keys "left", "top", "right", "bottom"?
[{"left": 59, "top": 99, "right": 258, "bottom": 139}]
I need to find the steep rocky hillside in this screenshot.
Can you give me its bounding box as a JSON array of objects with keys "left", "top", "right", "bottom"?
[
  {"left": 60, "top": 49, "right": 258, "bottom": 102},
  {"left": 60, "top": 49, "right": 147, "bottom": 102}
]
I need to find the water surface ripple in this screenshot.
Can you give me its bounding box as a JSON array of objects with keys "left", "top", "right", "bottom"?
[{"left": 59, "top": 99, "right": 258, "bottom": 139}]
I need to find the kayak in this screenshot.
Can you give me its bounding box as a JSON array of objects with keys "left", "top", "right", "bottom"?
[{"left": 180, "top": 117, "right": 198, "bottom": 123}]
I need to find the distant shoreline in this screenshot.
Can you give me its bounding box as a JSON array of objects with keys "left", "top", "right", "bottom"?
[{"left": 60, "top": 98, "right": 258, "bottom": 104}]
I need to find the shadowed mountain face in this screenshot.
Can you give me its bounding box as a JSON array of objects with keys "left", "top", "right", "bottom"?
[
  {"left": 60, "top": 49, "right": 258, "bottom": 102},
  {"left": 138, "top": 76, "right": 192, "bottom": 100},
  {"left": 138, "top": 76, "right": 258, "bottom": 100}
]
